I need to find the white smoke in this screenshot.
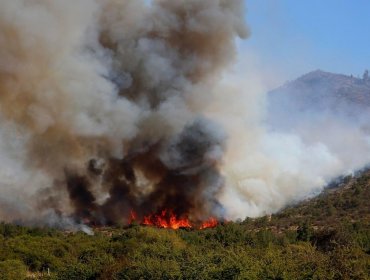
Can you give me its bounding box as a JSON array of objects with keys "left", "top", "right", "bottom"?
[{"left": 215, "top": 60, "right": 370, "bottom": 219}]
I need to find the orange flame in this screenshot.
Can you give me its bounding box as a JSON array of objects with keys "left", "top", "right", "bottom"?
[
  {"left": 200, "top": 217, "right": 218, "bottom": 229},
  {"left": 142, "top": 209, "right": 192, "bottom": 229},
  {"left": 129, "top": 209, "right": 218, "bottom": 230}
]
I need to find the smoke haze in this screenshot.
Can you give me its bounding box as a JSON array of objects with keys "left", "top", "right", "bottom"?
[{"left": 0, "top": 0, "right": 369, "bottom": 229}]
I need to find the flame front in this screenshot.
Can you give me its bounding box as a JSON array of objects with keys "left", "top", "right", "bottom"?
[
  {"left": 200, "top": 217, "right": 218, "bottom": 229},
  {"left": 129, "top": 210, "right": 218, "bottom": 230},
  {"left": 142, "top": 210, "right": 191, "bottom": 229}
]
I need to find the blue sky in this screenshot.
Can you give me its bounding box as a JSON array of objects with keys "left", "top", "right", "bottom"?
[{"left": 240, "top": 0, "right": 370, "bottom": 83}]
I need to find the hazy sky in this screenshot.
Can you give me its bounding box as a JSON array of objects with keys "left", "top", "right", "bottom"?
[{"left": 241, "top": 0, "right": 370, "bottom": 85}]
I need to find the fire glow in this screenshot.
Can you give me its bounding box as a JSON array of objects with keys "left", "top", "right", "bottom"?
[{"left": 129, "top": 209, "right": 218, "bottom": 230}]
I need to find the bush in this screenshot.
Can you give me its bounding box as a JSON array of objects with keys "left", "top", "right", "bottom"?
[{"left": 0, "top": 260, "right": 27, "bottom": 280}]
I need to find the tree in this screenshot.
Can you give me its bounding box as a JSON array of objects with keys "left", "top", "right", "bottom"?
[
  {"left": 362, "top": 69, "right": 369, "bottom": 81},
  {"left": 297, "top": 222, "right": 313, "bottom": 242}
]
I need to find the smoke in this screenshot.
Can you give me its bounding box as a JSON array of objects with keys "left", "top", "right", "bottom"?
[
  {"left": 0, "top": 0, "right": 247, "bottom": 226},
  {"left": 0, "top": 0, "right": 368, "bottom": 228},
  {"left": 217, "top": 68, "right": 370, "bottom": 219}
]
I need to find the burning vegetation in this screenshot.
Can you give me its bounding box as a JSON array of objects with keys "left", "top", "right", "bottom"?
[
  {"left": 141, "top": 215, "right": 218, "bottom": 230},
  {"left": 58, "top": 118, "right": 227, "bottom": 228},
  {"left": 129, "top": 209, "right": 218, "bottom": 230}
]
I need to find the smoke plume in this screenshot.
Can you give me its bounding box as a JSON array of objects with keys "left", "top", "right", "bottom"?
[
  {"left": 0, "top": 0, "right": 247, "bottom": 227},
  {"left": 0, "top": 0, "right": 369, "bottom": 229}
]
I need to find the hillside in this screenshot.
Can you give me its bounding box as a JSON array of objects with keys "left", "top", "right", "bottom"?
[
  {"left": 268, "top": 171, "right": 370, "bottom": 228},
  {"left": 270, "top": 69, "right": 370, "bottom": 109},
  {"left": 0, "top": 171, "right": 368, "bottom": 279},
  {"left": 267, "top": 70, "right": 370, "bottom": 129}
]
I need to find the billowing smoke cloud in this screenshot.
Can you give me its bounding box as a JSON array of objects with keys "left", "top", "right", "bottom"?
[
  {"left": 0, "top": 0, "right": 247, "bottom": 227},
  {"left": 0, "top": 0, "right": 369, "bottom": 228},
  {"left": 217, "top": 69, "right": 370, "bottom": 219}
]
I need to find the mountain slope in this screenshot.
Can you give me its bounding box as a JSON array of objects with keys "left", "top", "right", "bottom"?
[
  {"left": 270, "top": 69, "right": 370, "bottom": 109},
  {"left": 268, "top": 170, "right": 370, "bottom": 230},
  {"left": 267, "top": 70, "right": 370, "bottom": 129}
]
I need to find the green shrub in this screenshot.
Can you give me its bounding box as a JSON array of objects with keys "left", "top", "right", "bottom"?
[{"left": 0, "top": 259, "right": 27, "bottom": 280}]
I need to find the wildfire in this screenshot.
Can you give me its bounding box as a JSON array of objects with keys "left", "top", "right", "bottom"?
[
  {"left": 200, "top": 217, "right": 218, "bottom": 229},
  {"left": 142, "top": 209, "right": 192, "bottom": 229},
  {"left": 129, "top": 209, "right": 218, "bottom": 230}
]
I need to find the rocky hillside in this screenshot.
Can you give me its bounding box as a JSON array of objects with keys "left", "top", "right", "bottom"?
[
  {"left": 267, "top": 70, "right": 370, "bottom": 128},
  {"left": 270, "top": 69, "right": 370, "bottom": 108}
]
